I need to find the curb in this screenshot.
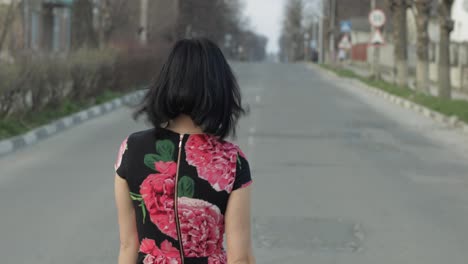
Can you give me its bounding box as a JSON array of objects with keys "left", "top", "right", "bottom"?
[
  {"left": 309, "top": 64, "right": 468, "bottom": 135},
  {"left": 0, "top": 90, "right": 146, "bottom": 157}
]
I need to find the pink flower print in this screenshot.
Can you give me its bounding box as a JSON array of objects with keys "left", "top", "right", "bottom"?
[
  {"left": 208, "top": 251, "right": 227, "bottom": 264},
  {"left": 185, "top": 135, "right": 239, "bottom": 193},
  {"left": 114, "top": 137, "right": 128, "bottom": 171},
  {"left": 240, "top": 181, "right": 253, "bottom": 189},
  {"left": 140, "top": 161, "right": 178, "bottom": 239},
  {"left": 140, "top": 239, "right": 181, "bottom": 264},
  {"left": 177, "top": 197, "right": 224, "bottom": 257},
  {"left": 155, "top": 161, "right": 177, "bottom": 175}
]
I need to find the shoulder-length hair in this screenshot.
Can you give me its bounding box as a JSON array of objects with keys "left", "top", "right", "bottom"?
[{"left": 134, "top": 38, "right": 246, "bottom": 139}]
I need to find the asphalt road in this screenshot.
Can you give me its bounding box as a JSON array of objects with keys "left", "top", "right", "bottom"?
[{"left": 1, "top": 63, "right": 468, "bottom": 264}]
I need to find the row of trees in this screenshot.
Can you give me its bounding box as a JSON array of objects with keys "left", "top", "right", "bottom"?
[
  {"left": 279, "top": 0, "right": 320, "bottom": 62},
  {"left": 389, "top": 0, "right": 454, "bottom": 99},
  {"left": 176, "top": 0, "right": 267, "bottom": 61},
  {"left": 0, "top": 0, "right": 267, "bottom": 119},
  {"left": 280, "top": 0, "right": 320, "bottom": 63},
  {"left": 0, "top": 0, "right": 266, "bottom": 61},
  {"left": 279, "top": 0, "right": 456, "bottom": 99},
  {"left": 280, "top": 0, "right": 304, "bottom": 62}
]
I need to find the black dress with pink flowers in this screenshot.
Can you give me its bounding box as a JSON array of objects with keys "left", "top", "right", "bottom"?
[{"left": 115, "top": 128, "right": 252, "bottom": 264}]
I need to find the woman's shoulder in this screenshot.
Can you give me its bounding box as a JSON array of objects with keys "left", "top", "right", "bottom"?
[
  {"left": 118, "top": 128, "right": 157, "bottom": 152},
  {"left": 126, "top": 128, "right": 157, "bottom": 142}
]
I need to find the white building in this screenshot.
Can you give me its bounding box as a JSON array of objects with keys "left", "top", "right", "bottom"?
[{"left": 451, "top": 0, "right": 468, "bottom": 42}]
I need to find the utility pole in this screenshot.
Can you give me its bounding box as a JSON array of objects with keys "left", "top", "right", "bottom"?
[
  {"left": 97, "top": 0, "right": 107, "bottom": 50},
  {"left": 319, "top": 13, "right": 324, "bottom": 63},
  {"left": 139, "top": 0, "right": 148, "bottom": 45},
  {"left": 370, "top": 0, "right": 381, "bottom": 80},
  {"left": 304, "top": 32, "right": 310, "bottom": 61},
  {"left": 329, "top": 0, "right": 336, "bottom": 63},
  {"left": 23, "top": 0, "right": 30, "bottom": 50}
]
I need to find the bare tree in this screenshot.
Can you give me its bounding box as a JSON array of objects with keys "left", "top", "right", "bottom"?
[
  {"left": 413, "top": 0, "right": 432, "bottom": 93},
  {"left": 94, "top": 0, "right": 134, "bottom": 48},
  {"left": 280, "top": 0, "right": 304, "bottom": 62},
  {"left": 437, "top": 0, "right": 454, "bottom": 99},
  {"left": 176, "top": 0, "right": 245, "bottom": 44},
  {"left": 148, "top": 0, "right": 180, "bottom": 43},
  {"left": 0, "top": 0, "right": 18, "bottom": 55},
  {"left": 71, "top": 0, "right": 98, "bottom": 49},
  {"left": 388, "top": 0, "right": 409, "bottom": 87}
]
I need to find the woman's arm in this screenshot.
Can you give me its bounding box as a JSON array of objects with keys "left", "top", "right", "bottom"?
[
  {"left": 115, "top": 175, "right": 139, "bottom": 264},
  {"left": 225, "top": 186, "right": 255, "bottom": 264}
]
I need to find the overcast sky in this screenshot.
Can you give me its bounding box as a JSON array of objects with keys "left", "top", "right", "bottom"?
[{"left": 244, "top": 0, "right": 286, "bottom": 54}]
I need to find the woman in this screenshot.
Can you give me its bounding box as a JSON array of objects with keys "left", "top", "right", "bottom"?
[{"left": 114, "top": 38, "right": 255, "bottom": 264}]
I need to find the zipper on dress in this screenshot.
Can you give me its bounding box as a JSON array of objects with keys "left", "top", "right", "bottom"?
[{"left": 174, "top": 134, "right": 185, "bottom": 264}]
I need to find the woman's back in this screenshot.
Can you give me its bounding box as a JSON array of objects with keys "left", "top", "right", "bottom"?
[
  {"left": 114, "top": 38, "right": 254, "bottom": 264},
  {"left": 115, "top": 128, "right": 252, "bottom": 264}
]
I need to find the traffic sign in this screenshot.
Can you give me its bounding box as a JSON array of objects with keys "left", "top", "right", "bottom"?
[
  {"left": 340, "top": 21, "right": 352, "bottom": 33},
  {"left": 338, "top": 34, "right": 352, "bottom": 49},
  {"left": 369, "top": 9, "right": 386, "bottom": 28},
  {"left": 370, "top": 29, "right": 385, "bottom": 45}
]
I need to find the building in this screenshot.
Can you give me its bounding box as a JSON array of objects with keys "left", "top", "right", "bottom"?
[
  {"left": 321, "top": 0, "right": 389, "bottom": 62},
  {"left": 447, "top": 0, "right": 468, "bottom": 42},
  {"left": 22, "top": 0, "right": 74, "bottom": 53}
]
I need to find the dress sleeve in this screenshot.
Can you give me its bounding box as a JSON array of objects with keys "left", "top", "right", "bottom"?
[
  {"left": 115, "top": 136, "right": 130, "bottom": 180},
  {"left": 232, "top": 151, "right": 253, "bottom": 191}
]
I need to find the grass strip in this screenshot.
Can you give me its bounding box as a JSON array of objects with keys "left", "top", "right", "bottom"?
[
  {"left": 0, "top": 90, "right": 124, "bottom": 140},
  {"left": 320, "top": 64, "right": 468, "bottom": 124}
]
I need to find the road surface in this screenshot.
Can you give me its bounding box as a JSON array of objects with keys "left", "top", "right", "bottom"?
[{"left": 1, "top": 63, "right": 468, "bottom": 264}]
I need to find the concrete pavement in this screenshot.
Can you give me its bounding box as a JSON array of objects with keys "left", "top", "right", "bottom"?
[{"left": 1, "top": 63, "right": 468, "bottom": 263}]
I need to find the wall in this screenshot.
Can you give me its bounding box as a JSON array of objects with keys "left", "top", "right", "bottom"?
[
  {"left": 452, "top": 0, "right": 468, "bottom": 42},
  {"left": 365, "top": 42, "right": 468, "bottom": 92}
]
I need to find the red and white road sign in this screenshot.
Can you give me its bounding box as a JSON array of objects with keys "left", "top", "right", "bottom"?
[
  {"left": 369, "top": 9, "right": 386, "bottom": 28},
  {"left": 338, "top": 34, "right": 352, "bottom": 49},
  {"left": 370, "top": 29, "right": 385, "bottom": 46}
]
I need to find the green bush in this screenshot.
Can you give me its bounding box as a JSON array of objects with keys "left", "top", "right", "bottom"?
[
  {"left": 113, "top": 46, "right": 165, "bottom": 92},
  {"left": 0, "top": 62, "right": 29, "bottom": 117},
  {"left": 0, "top": 46, "right": 165, "bottom": 139},
  {"left": 68, "top": 49, "right": 116, "bottom": 101}
]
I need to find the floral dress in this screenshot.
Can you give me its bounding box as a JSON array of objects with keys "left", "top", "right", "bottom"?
[{"left": 115, "top": 128, "right": 252, "bottom": 264}]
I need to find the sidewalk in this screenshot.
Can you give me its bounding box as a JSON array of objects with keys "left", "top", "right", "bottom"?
[{"left": 342, "top": 63, "right": 468, "bottom": 101}]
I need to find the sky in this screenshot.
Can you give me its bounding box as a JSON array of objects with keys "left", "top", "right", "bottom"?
[{"left": 244, "top": 0, "right": 286, "bottom": 54}]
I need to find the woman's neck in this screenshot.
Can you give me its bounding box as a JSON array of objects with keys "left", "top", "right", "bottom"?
[{"left": 167, "top": 115, "right": 204, "bottom": 135}]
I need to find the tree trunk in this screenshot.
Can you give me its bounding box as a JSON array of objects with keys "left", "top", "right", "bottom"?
[
  {"left": 139, "top": 0, "right": 148, "bottom": 45},
  {"left": 71, "top": 0, "right": 97, "bottom": 49},
  {"left": 96, "top": 0, "right": 109, "bottom": 49},
  {"left": 414, "top": 0, "right": 431, "bottom": 93},
  {"left": 393, "top": 0, "right": 409, "bottom": 87},
  {"left": 438, "top": 0, "right": 454, "bottom": 99},
  {"left": 0, "top": 1, "right": 17, "bottom": 54}
]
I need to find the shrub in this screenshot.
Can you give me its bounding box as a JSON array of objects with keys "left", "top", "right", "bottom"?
[
  {"left": 0, "top": 46, "right": 165, "bottom": 121},
  {"left": 0, "top": 63, "right": 22, "bottom": 117},
  {"left": 68, "top": 49, "right": 117, "bottom": 102},
  {"left": 112, "top": 45, "right": 166, "bottom": 92}
]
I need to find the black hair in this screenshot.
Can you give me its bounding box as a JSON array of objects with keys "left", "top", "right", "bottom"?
[{"left": 134, "top": 38, "right": 246, "bottom": 139}]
